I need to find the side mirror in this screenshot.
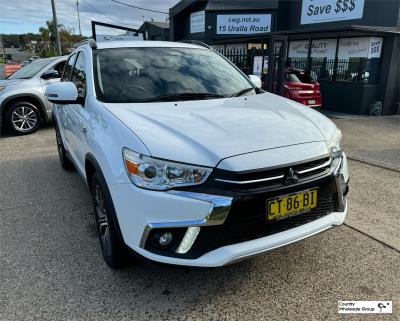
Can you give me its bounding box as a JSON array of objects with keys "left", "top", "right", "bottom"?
[
  {"left": 248, "top": 75, "right": 262, "bottom": 89},
  {"left": 45, "top": 82, "right": 78, "bottom": 104},
  {"left": 41, "top": 69, "right": 60, "bottom": 80}
]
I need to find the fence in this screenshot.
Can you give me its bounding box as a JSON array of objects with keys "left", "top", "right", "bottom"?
[
  {"left": 214, "top": 47, "right": 267, "bottom": 75},
  {"left": 287, "top": 57, "right": 379, "bottom": 83}
]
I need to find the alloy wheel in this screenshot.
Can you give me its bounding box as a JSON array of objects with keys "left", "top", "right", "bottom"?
[
  {"left": 11, "top": 106, "right": 38, "bottom": 132},
  {"left": 94, "top": 184, "right": 112, "bottom": 256},
  {"left": 55, "top": 129, "right": 64, "bottom": 161}
]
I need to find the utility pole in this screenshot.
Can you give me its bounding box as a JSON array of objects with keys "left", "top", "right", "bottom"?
[
  {"left": 0, "top": 35, "right": 6, "bottom": 63},
  {"left": 50, "top": 0, "right": 62, "bottom": 55},
  {"left": 77, "top": 0, "right": 82, "bottom": 36}
]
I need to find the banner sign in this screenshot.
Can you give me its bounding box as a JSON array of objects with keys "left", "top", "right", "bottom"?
[
  {"left": 288, "top": 39, "right": 337, "bottom": 58},
  {"left": 190, "top": 11, "right": 205, "bottom": 33},
  {"left": 301, "top": 0, "right": 365, "bottom": 25},
  {"left": 253, "top": 56, "right": 263, "bottom": 76},
  {"left": 338, "top": 37, "right": 383, "bottom": 59},
  {"left": 216, "top": 14, "right": 271, "bottom": 35},
  {"left": 96, "top": 33, "right": 143, "bottom": 42}
]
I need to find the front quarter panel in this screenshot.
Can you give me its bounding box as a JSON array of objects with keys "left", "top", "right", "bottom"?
[
  {"left": 84, "top": 97, "right": 150, "bottom": 185},
  {"left": 0, "top": 78, "right": 46, "bottom": 109},
  {"left": 288, "top": 99, "right": 337, "bottom": 141}
]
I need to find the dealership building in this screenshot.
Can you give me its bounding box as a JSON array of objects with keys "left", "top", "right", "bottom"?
[{"left": 169, "top": 0, "right": 400, "bottom": 115}]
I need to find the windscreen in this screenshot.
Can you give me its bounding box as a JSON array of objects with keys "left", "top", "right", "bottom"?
[
  {"left": 94, "top": 47, "right": 254, "bottom": 103},
  {"left": 8, "top": 58, "right": 55, "bottom": 79}
]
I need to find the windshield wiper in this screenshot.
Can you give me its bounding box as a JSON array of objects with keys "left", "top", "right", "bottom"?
[
  {"left": 231, "top": 87, "right": 255, "bottom": 97},
  {"left": 143, "top": 93, "right": 226, "bottom": 102}
]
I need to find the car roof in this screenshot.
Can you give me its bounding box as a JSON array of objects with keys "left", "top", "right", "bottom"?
[{"left": 95, "top": 40, "right": 205, "bottom": 50}]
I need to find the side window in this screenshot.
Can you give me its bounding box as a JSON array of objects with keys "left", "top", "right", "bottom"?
[
  {"left": 53, "top": 61, "right": 66, "bottom": 76},
  {"left": 46, "top": 61, "right": 66, "bottom": 79},
  {"left": 71, "top": 52, "right": 86, "bottom": 98},
  {"left": 63, "top": 53, "right": 77, "bottom": 81}
]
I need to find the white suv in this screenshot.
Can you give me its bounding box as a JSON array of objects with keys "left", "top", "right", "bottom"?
[{"left": 45, "top": 40, "right": 349, "bottom": 268}]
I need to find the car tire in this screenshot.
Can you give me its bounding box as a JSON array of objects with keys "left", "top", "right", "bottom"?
[
  {"left": 54, "top": 122, "right": 75, "bottom": 170},
  {"left": 5, "top": 101, "right": 41, "bottom": 135},
  {"left": 91, "top": 172, "right": 127, "bottom": 269}
]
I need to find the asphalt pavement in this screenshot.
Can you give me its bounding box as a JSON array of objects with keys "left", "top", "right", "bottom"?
[{"left": 0, "top": 117, "right": 399, "bottom": 321}]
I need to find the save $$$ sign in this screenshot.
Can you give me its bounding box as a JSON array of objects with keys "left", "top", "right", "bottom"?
[
  {"left": 301, "top": 0, "right": 365, "bottom": 25},
  {"left": 216, "top": 14, "right": 271, "bottom": 35}
]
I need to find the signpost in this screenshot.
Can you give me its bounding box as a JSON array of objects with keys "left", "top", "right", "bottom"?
[
  {"left": 216, "top": 14, "right": 271, "bottom": 35},
  {"left": 300, "top": 0, "right": 365, "bottom": 25},
  {"left": 190, "top": 11, "right": 205, "bottom": 34},
  {"left": 253, "top": 56, "right": 263, "bottom": 77},
  {"left": 91, "top": 21, "right": 145, "bottom": 42}
]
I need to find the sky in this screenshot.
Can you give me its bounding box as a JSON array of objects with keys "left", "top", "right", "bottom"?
[{"left": 1, "top": 0, "right": 178, "bottom": 36}]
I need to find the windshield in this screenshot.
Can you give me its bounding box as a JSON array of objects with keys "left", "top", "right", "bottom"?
[
  {"left": 8, "top": 58, "right": 55, "bottom": 79},
  {"left": 94, "top": 47, "right": 255, "bottom": 103}
]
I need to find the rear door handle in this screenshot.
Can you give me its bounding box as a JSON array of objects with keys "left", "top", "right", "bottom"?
[{"left": 82, "top": 127, "right": 87, "bottom": 134}]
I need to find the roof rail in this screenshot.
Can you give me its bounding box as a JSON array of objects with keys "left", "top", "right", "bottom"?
[
  {"left": 77, "top": 38, "right": 97, "bottom": 50},
  {"left": 180, "top": 40, "right": 211, "bottom": 49}
]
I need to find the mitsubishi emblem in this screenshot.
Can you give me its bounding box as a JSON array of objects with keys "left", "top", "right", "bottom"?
[{"left": 285, "top": 168, "right": 299, "bottom": 185}]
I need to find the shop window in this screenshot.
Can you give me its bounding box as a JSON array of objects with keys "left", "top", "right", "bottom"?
[
  {"left": 336, "top": 37, "right": 382, "bottom": 84},
  {"left": 310, "top": 39, "right": 336, "bottom": 81},
  {"left": 287, "top": 37, "right": 382, "bottom": 84},
  {"left": 287, "top": 40, "right": 308, "bottom": 71}
]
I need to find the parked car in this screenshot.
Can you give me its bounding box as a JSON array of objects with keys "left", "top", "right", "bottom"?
[
  {"left": 21, "top": 60, "right": 31, "bottom": 67},
  {"left": 282, "top": 68, "right": 322, "bottom": 108},
  {"left": 45, "top": 40, "right": 349, "bottom": 269},
  {"left": 29, "top": 56, "right": 40, "bottom": 63},
  {"left": 0, "top": 56, "right": 66, "bottom": 135}
]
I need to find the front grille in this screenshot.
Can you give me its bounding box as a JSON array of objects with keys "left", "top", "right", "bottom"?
[
  {"left": 211, "top": 156, "right": 332, "bottom": 192},
  {"left": 212, "top": 193, "right": 336, "bottom": 249},
  {"left": 183, "top": 175, "right": 340, "bottom": 259}
]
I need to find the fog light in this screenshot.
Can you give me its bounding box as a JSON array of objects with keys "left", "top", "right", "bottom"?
[
  {"left": 175, "top": 227, "right": 200, "bottom": 254},
  {"left": 158, "top": 232, "right": 173, "bottom": 246}
]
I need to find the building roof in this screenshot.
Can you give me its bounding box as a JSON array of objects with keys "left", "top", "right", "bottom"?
[
  {"left": 272, "top": 25, "right": 400, "bottom": 36},
  {"left": 170, "top": 0, "right": 278, "bottom": 16},
  {"left": 95, "top": 40, "right": 203, "bottom": 50},
  {"left": 144, "top": 21, "right": 170, "bottom": 29},
  {"left": 205, "top": 0, "right": 278, "bottom": 11}
]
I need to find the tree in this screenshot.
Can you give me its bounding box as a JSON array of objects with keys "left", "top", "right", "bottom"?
[{"left": 38, "top": 20, "right": 85, "bottom": 56}]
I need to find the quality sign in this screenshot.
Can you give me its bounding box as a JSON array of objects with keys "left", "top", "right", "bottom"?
[
  {"left": 301, "top": 0, "right": 365, "bottom": 25},
  {"left": 216, "top": 14, "right": 271, "bottom": 35}
]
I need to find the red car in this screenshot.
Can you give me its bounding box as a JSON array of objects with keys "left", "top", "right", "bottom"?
[{"left": 282, "top": 69, "right": 322, "bottom": 108}]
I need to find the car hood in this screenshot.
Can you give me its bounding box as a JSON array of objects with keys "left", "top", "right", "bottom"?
[
  {"left": 0, "top": 79, "right": 25, "bottom": 86},
  {"left": 103, "top": 92, "right": 337, "bottom": 167}
]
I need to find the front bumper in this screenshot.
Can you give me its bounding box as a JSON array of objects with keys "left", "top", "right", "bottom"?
[
  {"left": 134, "top": 208, "right": 346, "bottom": 267},
  {"left": 108, "top": 154, "right": 349, "bottom": 267}
]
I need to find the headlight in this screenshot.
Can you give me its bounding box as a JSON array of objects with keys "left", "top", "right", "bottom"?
[
  {"left": 122, "top": 148, "right": 212, "bottom": 190},
  {"left": 328, "top": 129, "right": 343, "bottom": 171},
  {"left": 0, "top": 86, "right": 6, "bottom": 92}
]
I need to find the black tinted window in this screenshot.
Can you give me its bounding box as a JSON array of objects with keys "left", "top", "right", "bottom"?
[
  {"left": 63, "top": 54, "right": 77, "bottom": 81},
  {"left": 71, "top": 52, "right": 86, "bottom": 98}
]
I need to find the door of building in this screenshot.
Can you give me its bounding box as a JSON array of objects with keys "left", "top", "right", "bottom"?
[{"left": 265, "top": 36, "right": 288, "bottom": 95}]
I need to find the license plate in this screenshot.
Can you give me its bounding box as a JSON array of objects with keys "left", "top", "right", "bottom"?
[
  {"left": 267, "top": 189, "right": 318, "bottom": 221},
  {"left": 308, "top": 99, "right": 316, "bottom": 105}
]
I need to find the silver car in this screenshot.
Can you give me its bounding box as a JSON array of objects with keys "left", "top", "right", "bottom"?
[{"left": 0, "top": 56, "right": 66, "bottom": 135}]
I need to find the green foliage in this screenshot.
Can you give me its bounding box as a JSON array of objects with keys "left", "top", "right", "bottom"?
[{"left": 2, "top": 20, "right": 85, "bottom": 57}]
